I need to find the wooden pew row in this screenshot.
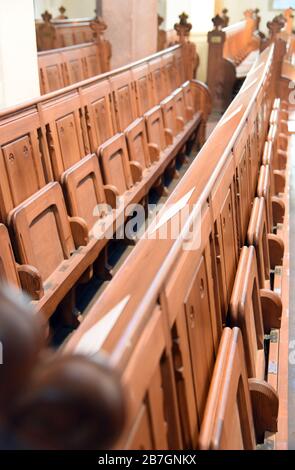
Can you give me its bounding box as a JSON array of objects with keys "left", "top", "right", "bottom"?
[
  {"left": 200, "top": 95, "right": 290, "bottom": 449},
  {"left": 207, "top": 10, "right": 261, "bottom": 111},
  {"left": 36, "top": 12, "right": 95, "bottom": 51},
  {"left": 38, "top": 17, "right": 112, "bottom": 94},
  {"left": 0, "top": 44, "right": 210, "bottom": 320},
  {"left": 63, "top": 43, "right": 290, "bottom": 449}
]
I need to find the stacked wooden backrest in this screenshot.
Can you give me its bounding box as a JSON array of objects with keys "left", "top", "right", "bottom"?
[
  {"left": 38, "top": 17, "right": 112, "bottom": 94},
  {"left": 207, "top": 10, "right": 261, "bottom": 111},
  {"left": 63, "top": 40, "right": 290, "bottom": 450},
  {"left": 0, "top": 43, "right": 210, "bottom": 321},
  {"left": 36, "top": 14, "right": 94, "bottom": 51}
]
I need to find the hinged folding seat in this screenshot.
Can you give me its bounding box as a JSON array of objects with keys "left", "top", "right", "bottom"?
[
  {"left": 8, "top": 182, "right": 89, "bottom": 318},
  {"left": 125, "top": 118, "right": 151, "bottom": 169},
  {"left": 98, "top": 133, "right": 142, "bottom": 207},
  {"left": 199, "top": 328, "right": 257, "bottom": 450}
]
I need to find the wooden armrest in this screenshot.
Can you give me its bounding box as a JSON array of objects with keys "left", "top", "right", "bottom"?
[
  {"left": 17, "top": 264, "right": 44, "bottom": 301},
  {"left": 69, "top": 217, "right": 89, "bottom": 248},
  {"left": 104, "top": 184, "right": 119, "bottom": 209},
  {"left": 260, "top": 288, "right": 282, "bottom": 332},
  {"left": 273, "top": 170, "right": 286, "bottom": 194},
  {"left": 148, "top": 143, "right": 160, "bottom": 163},
  {"left": 277, "top": 149, "right": 287, "bottom": 170},
  {"left": 271, "top": 196, "right": 285, "bottom": 226},
  {"left": 176, "top": 116, "right": 185, "bottom": 132},
  {"left": 267, "top": 233, "right": 284, "bottom": 269},
  {"left": 185, "top": 105, "right": 194, "bottom": 121},
  {"left": 130, "top": 161, "right": 143, "bottom": 183},
  {"left": 164, "top": 128, "right": 173, "bottom": 146},
  {"left": 249, "top": 378, "right": 279, "bottom": 442}
]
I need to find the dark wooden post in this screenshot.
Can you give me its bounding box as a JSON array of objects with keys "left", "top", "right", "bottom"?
[
  {"left": 90, "top": 16, "right": 112, "bottom": 72},
  {"left": 174, "top": 12, "right": 199, "bottom": 80},
  {"left": 222, "top": 9, "right": 229, "bottom": 28}
]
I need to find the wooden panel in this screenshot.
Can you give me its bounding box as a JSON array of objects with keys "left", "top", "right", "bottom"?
[
  {"left": 125, "top": 118, "right": 150, "bottom": 169},
  {"left": 236, "top": 148, "right": 251, "bottom": 246},
  {"left": 132, "top": 64, "right": 154, "bottom": 115},
  {"left": 184, "top": 255, "right": 215, "bottom": 427},
  {"left": 0, "top": 224, "right": 20, "bottom": 287},
  {"left": 247, "top": 198, "right": 270, "bottom": 289},
  {"left": 81, "top": 45, "right": 102, "bottom": 78},
  {"left": 99, "top": 134, "right": 133, "bottom": 195},
  {"left": 161, "top": 96, "right": 177, "bottom": 137},
  {"left": 110, "top": 71, "right": 137, "bottom": 131},
  {"left": 144, "top": 106, "right": 166, "bottom": 152},
  {"left": 38, "top": 52, "right": 66, "bottom": 94},
  {"left": 162, "top": 52, "right": 176, "bottom": 94},
  {"left": 0, "top": 110, "right": 46, "bottom": 222},
  {"left": 9, "top": 183, "right": 75, "bottom": 284},
  {"left": 62, "top": 49, "right": 85, "bottom": 85},
  {"left": 62, "top": 154, "right": 106, "bottom": 231},
  {"left": 81, "top": 80, "right": 114, "bottom": 152},
  {"left": 149, "top": 58, "right": 167, "bottom": 103},
  {"left": 125, "top": 404, "right": 154, "bottom": 450},
  {"left": 40, "top": 92, "right": 87, "bottom": 179},
  {"left": 257, "top": 165, "right": 273, "bottom": 233}
]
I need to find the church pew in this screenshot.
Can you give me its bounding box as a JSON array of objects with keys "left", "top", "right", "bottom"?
[
  {"left": 0, "top": 43, "right": 210, "bottom": 319},
  {"left": 207, "top": 10, "right": 261, "bottom": 111},
  {"left": 63, "top": 45, "right": 286, "bottom": 450},
  {"left": 37, "top": 16, "right": 111, "bottom": 94}
]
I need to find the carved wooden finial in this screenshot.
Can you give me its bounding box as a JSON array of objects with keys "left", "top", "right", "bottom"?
[
  {"left": 90, "top": 16, "right": 108, "bottom": 41},
  {"left": 222, "top": 8, "right": 229, "bottom": 27},
  {"left": 41, "top": 10, "right": 52, "bottom": 23},
  {"left": 267, "top": 14, "right": 286, "bottom": 40},
  {"left": 254, "top": 8, "right": 261, "bottom": 31},
  {"left": 212, "top": 14, "right": 224, "bottom": 31},
  {"left": 158, "top": 14, "right": 164, "bottom": 27},
  {"left": 90, "top": 17, "right": 111, "bottom": 72},
  {"left": 174, "top": 12, "right": 192, "bottom": 42},
  {"left": 58, "top": 6, "right": 68, "bottom": 19},
  {"left": 244, "top": 9, "right": 254, "bottom": 19}
]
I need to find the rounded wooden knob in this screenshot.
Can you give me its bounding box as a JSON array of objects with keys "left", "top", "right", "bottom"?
[
  {"left": 11, "top": 355, "right": 126, "bottom": 450},
  {"left": 0, "top": 286, "right": 44, "bottom": 412}
]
